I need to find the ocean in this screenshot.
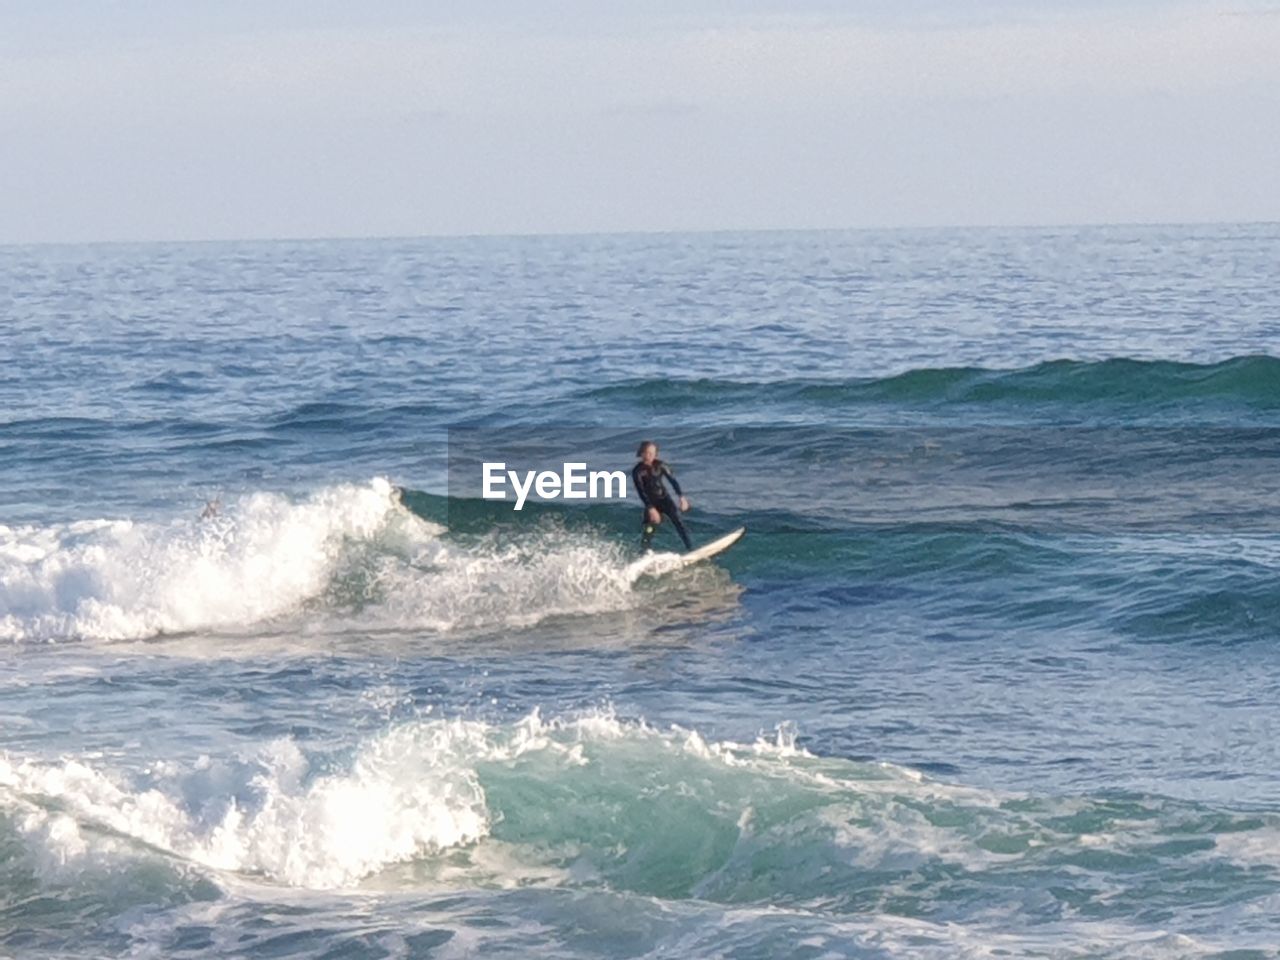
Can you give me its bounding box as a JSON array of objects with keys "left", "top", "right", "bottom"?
[{"left": 2, "top": 224, "right": 1279, "bottom": 958}]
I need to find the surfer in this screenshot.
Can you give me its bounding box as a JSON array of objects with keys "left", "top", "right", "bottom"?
[{"left": 632, "top": 440, "right": 692, "bottom": 551}]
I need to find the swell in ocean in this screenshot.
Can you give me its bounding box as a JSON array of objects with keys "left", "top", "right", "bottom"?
[{"left": 579, "top": 355, "right": 1280, "bottom": 419}]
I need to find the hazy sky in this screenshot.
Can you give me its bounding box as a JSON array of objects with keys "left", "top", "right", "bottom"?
[{"left": 2, "top": 1, "right": 1277, "bottom": 242}]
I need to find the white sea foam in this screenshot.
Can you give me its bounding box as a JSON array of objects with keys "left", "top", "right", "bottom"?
[
  {"left": 0, "top": 478, "right": 670, "bottom": 643},
  {"left": 0, "top": 709, "right": 1015, "bottom": 893},
  {"left": 0, "top": 714, "right": 594, "bottom": 888},
  {"left": 368, "top": 529, "right": 645, "bottom": 633},
  {"left": 5, "top": 704, "right": 1278, "bottom": 945},
  {"left": 1, "top": 723, "right": 490, "bottom": 888},
  {"left": 0, "top": 478, "right": 416, "bottom": 642},
  {"left": 1210, "top": 823, "right": 1280, "bottom": 869}
]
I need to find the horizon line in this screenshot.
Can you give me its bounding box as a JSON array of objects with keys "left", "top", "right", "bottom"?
[{"left": 4, "top": 217, "right": 1278, "bottom": 251}]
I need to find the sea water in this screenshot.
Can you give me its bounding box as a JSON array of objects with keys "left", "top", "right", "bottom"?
[{"left": 2, "top": 224, "right": 1280, "bottom": 957}]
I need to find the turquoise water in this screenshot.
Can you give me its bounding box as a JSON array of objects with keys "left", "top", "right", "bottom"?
[{"left": 2, "top": 224, "right": 1280, "bottom": 957}]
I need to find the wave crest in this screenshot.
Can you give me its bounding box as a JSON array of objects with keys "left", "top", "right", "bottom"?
[
  {"left": 5, "top": 709, "right": 1276, "bottom": 907},
  {"left": 0, "top": 479, "right": 699, "bottom": 644},
  {"left": 0, "top": 478, "right": 419, "bottom": 642},
  {"left": 582, "top": 355, "right": 1280, "bottom": 414}
]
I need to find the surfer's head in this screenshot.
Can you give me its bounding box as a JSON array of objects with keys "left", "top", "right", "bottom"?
[{"left": 636, "top": 440, "right": 657, "bottom": 464}]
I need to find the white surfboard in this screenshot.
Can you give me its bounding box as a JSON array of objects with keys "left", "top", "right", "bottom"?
[
  {"left": 679, "top": 526, "right": 746, "bottom": 566},
  {"left": 626, "top": 527, "right": 746, "bottom": 581}
]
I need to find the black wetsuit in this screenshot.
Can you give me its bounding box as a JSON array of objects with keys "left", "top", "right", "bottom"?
[{"left": 632, "top": 459, "right": 692, "bottom": 551}]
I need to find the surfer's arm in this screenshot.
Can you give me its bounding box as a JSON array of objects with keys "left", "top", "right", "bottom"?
[
  {"left": 662, "top": 465, "right": 690, "bottom": 511},
  {"left": 662, "top": 465, "right": 682, "bottom": 497}
]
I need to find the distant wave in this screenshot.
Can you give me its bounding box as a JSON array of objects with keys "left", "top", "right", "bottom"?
[{"left": 581, "top": 355, "right": 1280, "bottom": 412}]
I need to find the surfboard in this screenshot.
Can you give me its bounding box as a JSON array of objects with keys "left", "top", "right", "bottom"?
[
  {"left": 626, "top": 527, "right": 746, "bottom": 581},
  {"left": 678, "top": 526, "right": 746, "bottom": 567}
]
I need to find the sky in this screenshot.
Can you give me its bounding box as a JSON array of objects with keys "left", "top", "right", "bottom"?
[{"left": 1, "top": 1, "right": 1277, "bottom": 243}]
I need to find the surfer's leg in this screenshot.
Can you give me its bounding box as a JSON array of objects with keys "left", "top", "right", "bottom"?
[
  {"left": 662, "top": 500, "right": 693, "bottom": 550},
  {"left": 640, "top": 509, "right": 660, "bottom": 551}
]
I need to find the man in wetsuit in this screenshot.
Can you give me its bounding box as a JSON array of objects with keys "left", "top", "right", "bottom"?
[{"left": 632, "top": 440, "right": 692, "bottom": 551}]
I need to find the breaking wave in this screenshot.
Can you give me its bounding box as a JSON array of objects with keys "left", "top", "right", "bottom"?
[
  {"left": 3, "top": 709, "right": 1276, "bottom": 911},
  {"left": 0, "top": 478, "right": 677, "bottom": 643}
]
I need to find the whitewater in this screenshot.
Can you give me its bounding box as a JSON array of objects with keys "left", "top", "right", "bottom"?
[
  {"left": 3, "top": 224, "right": 1280, "bottom": 958},
  {"left": 0, "top": 478, "right": 666, "bottom": 643}
]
